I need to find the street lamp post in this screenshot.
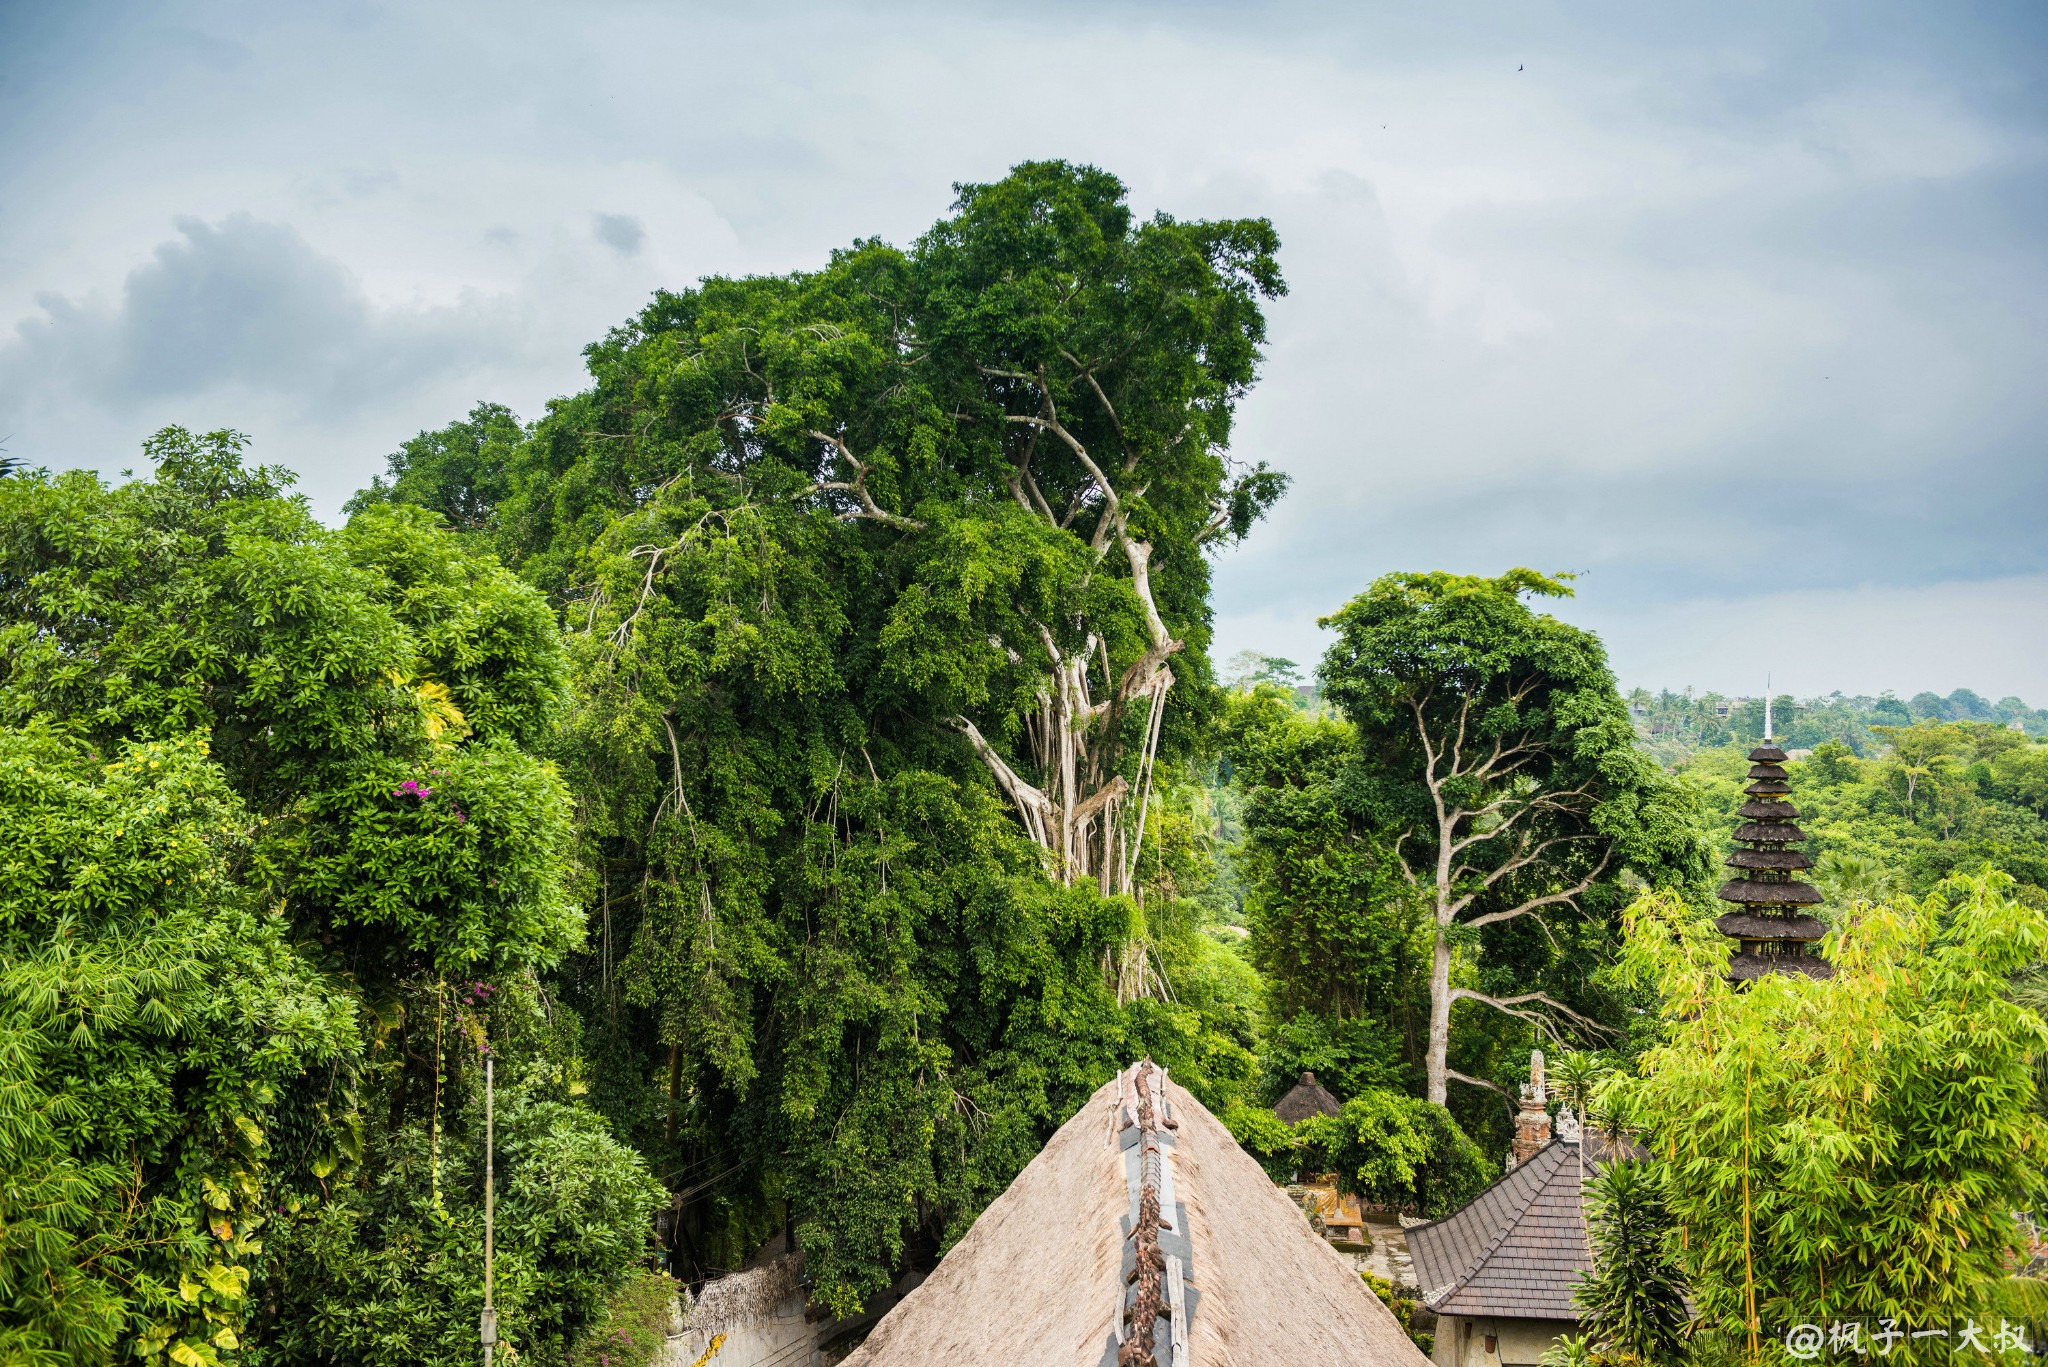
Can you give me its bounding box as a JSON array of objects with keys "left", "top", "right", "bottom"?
[{"left": 481, "top": 1052, "right": 496, "bottom": 1366}]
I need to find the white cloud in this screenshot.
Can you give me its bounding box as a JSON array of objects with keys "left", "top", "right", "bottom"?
[
  {"left": 1586, "top": 575, "right": 2048, "bottom": 701},
  {"left": 1, "top": 0, "right": 2043, "bottom": 695}
]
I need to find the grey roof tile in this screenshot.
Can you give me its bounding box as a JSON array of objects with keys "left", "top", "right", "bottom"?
[{"left": 1408, "top": 1136, "right": 1629, "bottom": 1319}]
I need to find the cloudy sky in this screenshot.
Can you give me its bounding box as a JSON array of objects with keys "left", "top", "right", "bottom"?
[{"left": 3, "top": 1, "right": 2045, "bottom": 699}]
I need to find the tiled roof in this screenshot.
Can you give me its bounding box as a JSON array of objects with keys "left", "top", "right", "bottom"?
[{"left": 1407, "top": 1137, "right": 1605, "bottom": 1320}]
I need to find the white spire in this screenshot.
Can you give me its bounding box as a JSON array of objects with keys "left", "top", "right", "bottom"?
[{"left": 1764, "top": 673, "right": 1773, "bottom": 742}]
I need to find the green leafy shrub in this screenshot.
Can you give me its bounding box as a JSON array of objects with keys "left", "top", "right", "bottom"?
[
  {"left": 0, "top": 728, "right": 357, "bottom": 1366},
  {"left": 1575, "top": 1161, "right": 1688, "bottom": 1366},
  {"left": 1296, "top": 1089, "right": 1490, "bottom": 1218},
  {"left": 567, "top": 1270, "right": 677, "bottom": 1367},
  {"left": 1219, "top": 1104, "right": 1299, "bottom": 1181},
  {"left": 1363, "top": 1270, "right": 1434, "bottom": 1355}
]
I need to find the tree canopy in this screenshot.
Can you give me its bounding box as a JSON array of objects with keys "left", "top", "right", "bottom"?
[
  {"left": 0, "top": 430, "right": 657, "bottom": 1365},
  {"left": 350, "top": 160, "right": 1289, "bottom": 1314},
  {"left": 1313, "top": 569, "right": 1710, "bottom": 1104}
]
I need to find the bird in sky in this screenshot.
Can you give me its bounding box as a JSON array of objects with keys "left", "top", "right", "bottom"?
[{"left": 1518, "top": 63, "right": 1525, "bottom": 71}]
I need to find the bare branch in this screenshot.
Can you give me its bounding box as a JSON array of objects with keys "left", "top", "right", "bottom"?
[
  {"left": 947, "top": 715, "right": 1056, "bottom": 848},
  {"left": 1450, "top": 986, "right": 1613, "bottom": 1040},
  {"left": 1447, "top": 1069, "right": 1514, "bottom": 1104},
  {"left": 1069, "top": 774, "right": 1130, "bottom": 826},
  {"left": 1059, "top": 350, "right": 1124, "bottom": 437},
  {"left": 1390, "top": 830, "right": 1419, "bottom": 888},
  {"left": 804, "top": 430, "right": 924, "bottom": 530},
  {"left": 1458, "top": 847, "right": 1615, "bottom": 928},
  {"left": 1001, "top": 415, "right": 1123, "bottom": 524}
]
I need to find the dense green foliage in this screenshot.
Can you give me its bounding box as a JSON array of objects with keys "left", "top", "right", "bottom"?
[
  {"left": 1294, "top": 1091, "right": 1491, "bottom": 1219},
  {"left": 10, "top": 152, "right": 2048, "bottom": 1358},
  {"left": 352, "top": 161, "right": 1286, "bottom": 1315},
  {"left": 1614, "top": 872, "right": 2048, "bottom": 1355},
  {"left": 0, "top": 431, "right": 658, "bottom": 1364},
  {"left": 565, "top": 1271, "right": 678, "bottom": 1367},
  {"left": 1217, "top": 1089, "right": 1489, "bottom": 1217},
  {"left": 1677, "top": 722, "right": 2048, "bottom": 902},
  {"left": 1229, "top": 569, "right": 1709, "bottom": 1129},
  {"left": 0, "top": 728, "right": 354, "bottom": 1366}
]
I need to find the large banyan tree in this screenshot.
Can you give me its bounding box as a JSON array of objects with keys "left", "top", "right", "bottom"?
[{"left": 359, "top": 162, "right": 1285, "bottom": 1310}]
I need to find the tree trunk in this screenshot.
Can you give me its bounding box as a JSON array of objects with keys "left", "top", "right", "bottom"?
[
  {"left": 1426, "top": 922, "right": 1453, "bottom": 1106},
  {"left": 664, "top": 1043, "right": 682, "bottom": 1143}
]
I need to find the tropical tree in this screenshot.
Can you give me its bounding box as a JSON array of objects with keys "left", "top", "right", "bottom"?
[
  {"left": 1317, "top": 570, "right": 1710, "bottom": 1104},
  {"left": 0, "top": 431, "right": 657, "bottom": 1364},
  {"left": 1294, "top": 1090, "right": 1491, "bottom": 1219},
  {"left": 1573, "top": 1161, "right": 1690, "bottom": 1366},
  {"left": 364, "top": 161, "right": 1287, "bottom": 1313},
  {"left": 1613, "top": 871, "right": 2048, "bottom": 1358}
]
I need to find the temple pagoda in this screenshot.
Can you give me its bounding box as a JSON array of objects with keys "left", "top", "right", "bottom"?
[{"left": 1715, "top": 709, "right": 1832, "bottom": 981}]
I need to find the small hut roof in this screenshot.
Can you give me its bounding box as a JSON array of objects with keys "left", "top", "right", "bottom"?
[
  {"left": 842, "top": 1065, "right": 1425, "bottom": 1367},
  {"left": 1746, "top": 763, "right": 1790, "bottom": 781},
  {"left": 1749, "top": 744, "right": 1790, "bottom": 763},
  {"left": 1273, "top": 1071, "right": 1344, "bottom": 1124},
  {"left": 1744, "top": 780, "right": 1793, "bottom": 797},
  {"left": 1717, "top": 878, "right": 1824, "bottom": 908}
]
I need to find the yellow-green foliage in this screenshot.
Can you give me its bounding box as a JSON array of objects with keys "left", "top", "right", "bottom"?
[
  {"left": 0, "top": 727, "right": 357, "bottom": 1367},
  {"left": 1612, "top": 872, "right": 2048, "bottom": 1354}
]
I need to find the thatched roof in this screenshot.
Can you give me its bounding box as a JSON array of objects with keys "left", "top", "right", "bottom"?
[
  {"left": 1716, "top": 878, "right": 1824, "bottom": 908},
  {"left": 1733, "top": 820, "right": 1806, "bottom": 844},
  {"left": 842, "top": 1063, "right": 1427, "bottom": 1367},
  {"left": 1749, "top": 743, "right": 1789, "bottom": 764},
  {"left": 1726, "top": 848, "right": 1814, "bottom": 871},
  {"left": 1273, "top": 1071, "right": 1344, "bottom": 1124},
  {"left": 1715, "top": 911, "right": 1828, "bottom": 940},
  {"left": 1729, "top": 950, "right": 1836, "bottom": 981}
]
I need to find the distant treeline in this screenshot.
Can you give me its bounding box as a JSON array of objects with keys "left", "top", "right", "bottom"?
[{"left": 1625, "top": 686, "right": 2048, "bottom": 763}]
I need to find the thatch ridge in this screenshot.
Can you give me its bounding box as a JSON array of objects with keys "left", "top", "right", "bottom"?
[{"left": 843, "top": 1067, "right": 1427, "bottom": 1367}]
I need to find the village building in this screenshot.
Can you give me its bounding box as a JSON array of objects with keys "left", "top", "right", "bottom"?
[
  {"left": 672, "top": 1060, "right": 1427, "bottom": 1366},
  {"left": 1406, "top": 1055, "right": 1642, "bottom": 1367}
]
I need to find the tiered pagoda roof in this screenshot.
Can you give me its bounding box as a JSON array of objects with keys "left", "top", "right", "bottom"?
[{"left": 1715, "top": 742, "right": 1832, "bottom": 981}]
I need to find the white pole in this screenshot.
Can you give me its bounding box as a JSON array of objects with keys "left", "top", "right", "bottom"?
[
  {"left": 1764, "top": 674, "right": 1773, "bottom": 742},
  {"left": 482, "top": 1053, "right": 495, "bottom": 1366}
]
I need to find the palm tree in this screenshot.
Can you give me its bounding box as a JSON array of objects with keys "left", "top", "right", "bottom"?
[
  {"left": 1575, "top": 1161, "right": 1690, "bottom": 1365},
  {"left": 1814, "top": 852, "right": 1897, "bottom": 912}
]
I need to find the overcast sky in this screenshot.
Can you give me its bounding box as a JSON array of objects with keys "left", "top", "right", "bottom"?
[{"left": 3, "top": 1, "right": 2045, "bottom": 700}]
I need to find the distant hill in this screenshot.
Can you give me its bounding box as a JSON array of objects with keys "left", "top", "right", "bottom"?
[{"left": 1626, "top": 687, "right": 2047, "bottom": 765}]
